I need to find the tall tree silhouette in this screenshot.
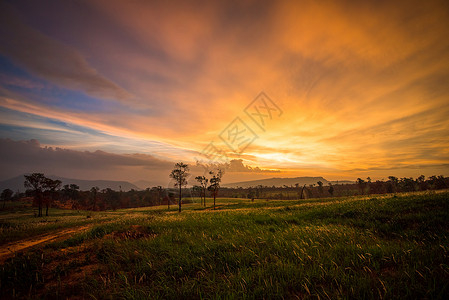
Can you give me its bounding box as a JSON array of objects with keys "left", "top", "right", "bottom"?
[
  {"left": 317, "top": 181, "right": 324, "bottom": 196},
  {"left": 170, "top": 162, "right": 189, "bottom": 212},
  {"left": 195, "top": 175, "right": 208, "bottom": 206},
  {"left": 157, "top": 186, "right": 163, "bottom": 206},
  {"left": 24, "top": 173, "right": 47, "bottom": 217},
  {"left": 299, "top": 184, "right": 307, "bottom": 199},
  {"left": 208, "top": 169, "right": 223, "bottom": 210},
  {"left": 43, "top": 178, "right": 61, "bottom": 216}
]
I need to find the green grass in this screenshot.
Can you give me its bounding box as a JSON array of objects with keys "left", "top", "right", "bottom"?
[
  {"left": 1, "top": 192, "right": 449, "bottom": 299},
  {"left": 0, "top": 202, "right": 115, "bottom": 246}
]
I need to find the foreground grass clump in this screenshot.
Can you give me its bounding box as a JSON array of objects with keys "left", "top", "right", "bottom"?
[{"left": 1, "top": 192, "right": 448, "bottom": 299}]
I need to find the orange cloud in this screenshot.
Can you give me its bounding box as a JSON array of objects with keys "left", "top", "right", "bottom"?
[{"left": 1, "top": 0, "right": 448, "bottom": 181}]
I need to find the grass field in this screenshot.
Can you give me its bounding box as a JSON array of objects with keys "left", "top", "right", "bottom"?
[{"left": 1, "top": 191, "right": 448, "bottom": 299}]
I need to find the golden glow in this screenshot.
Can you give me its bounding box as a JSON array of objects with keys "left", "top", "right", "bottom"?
[{"left": 0, "top": 0, "right": 448, "bottom": 182}]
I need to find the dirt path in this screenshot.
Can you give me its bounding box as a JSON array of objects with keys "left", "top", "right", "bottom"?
[{"left": 0, "top": 224, "right": 93, "bottom": 263}]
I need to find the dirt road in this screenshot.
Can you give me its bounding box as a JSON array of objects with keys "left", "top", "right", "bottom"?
[{"left": 0, "top": 225, "right": 92, "bottom": 263}]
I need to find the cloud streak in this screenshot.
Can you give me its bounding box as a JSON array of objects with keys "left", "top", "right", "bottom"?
[
  {"left": 0, "top": 0, "right": 448, "bottom": 181},
  {"left": 0, "top": 2, "right": 132, "bottom": 101}
]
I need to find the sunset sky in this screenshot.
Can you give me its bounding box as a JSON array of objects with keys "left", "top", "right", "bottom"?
[{"left": 1, "top": 0, "right": 448, "bottom": 186}]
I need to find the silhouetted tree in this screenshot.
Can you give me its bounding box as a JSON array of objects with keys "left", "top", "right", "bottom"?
[
  {"left": 148, "top": 186, "right": 164, "bottom": 206},
  {"left": 399, "top": 177, "right": 416, "bottom": 192},
  {"left": 24, "top": 173, "right": 47, "bottom": 217},
  {"left": 43, "top": 178, "right": 61, "bottom": 216},
  {"left": 104, "top": 188, "right": 120, "bottom": 210},
  {"left": 328, "top": 184, "right": 334, "bottom": 197},
  {"left": 366, "top": 177, "right": 372, "bottom": 194},
  {"left": 370, "top": 180, "right": 385, "bottom": 194},
  {"left": 1, "top": 188, "right": 13, "bottom": 209},
  {"left": 208, "top": 169, "right": 223, "bottom": 210},
  {"left": 299, "top": 184, "right": 307, "bottom": 199},
  {"left": 356, "top": 178, "right": 366, "bottom": 195},
  {"left": 417, "top": 175, "right": 427, "bottom": 190},
  {"left": 387, "top": 176, "right": 399, "bottom": 193},
  {"left": 429, "top": 175, "right": 448, "bottom": 190},
  {"left": 90, "top": 186, "right": 99, "bottom": 211},
  {"left": 192, "top": 185, "right": 202, "bottom": 202},
  {"left": 256, "top": 185, "right": 263, "bottom": 198},
  {"left": 195, "top": 175, "right": 208, "bottom": 206},
  {"left": 62, "top": 184, "right": 80, "bottom": 201},
  {"left": 317, "top": 181, "right": 324, "bottom": 196},
  {"left": 157, "top": 186, "right": 163, "bottom": 206},
  {"left": 170, "top": 162, "right": 189, "bottom": 212},
  {"left": 247, "top": 189, "right": 255, "bottom": 201},
  {"left": 295, "top": 183, "right": 300, "bottom": 198}
]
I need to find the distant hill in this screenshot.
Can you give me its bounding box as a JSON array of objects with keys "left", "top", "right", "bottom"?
[
  {"left": 132, "top": 180, "right": 156, "bottom": 190},
  {"left": 223, "top": 177, "right": 330, "bottom": 188},
  {"left": 0, "top": 174, "right": 139, "bottom": 192}
]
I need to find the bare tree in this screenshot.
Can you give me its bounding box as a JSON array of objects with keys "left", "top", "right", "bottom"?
[
  {"left": 169, "top": 162, "right": 189, "bottom": 212},
  {"left": 208, "top": 169, "right": 223, "bottom": 210}
]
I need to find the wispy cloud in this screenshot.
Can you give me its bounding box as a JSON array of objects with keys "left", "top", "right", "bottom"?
[
  {"left": 0, "top": 0, "right": 448, "bottom": 181},
  {"left": 0, "top": 2, "right": 133, "bottom": 102}
]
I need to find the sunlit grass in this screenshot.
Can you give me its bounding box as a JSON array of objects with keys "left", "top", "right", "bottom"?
[{"left": 1, "top": 191, "right": 448, "bottom": 298}]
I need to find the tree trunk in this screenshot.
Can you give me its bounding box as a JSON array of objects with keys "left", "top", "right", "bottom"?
[
  {"left": 213, "top": 191, "right": 216, "bottom": 210},
  {"left": 300, "top": 185, "right": 306, "bottom": 200},
  {"left": 178, "top": 185, "right": 182, "bottom": 212},
  {"left": 46, "top": 204, "right": 49, "bottom": 216},
  {"left": 38, "top": 193, "right": 42, "bottom": 217}
]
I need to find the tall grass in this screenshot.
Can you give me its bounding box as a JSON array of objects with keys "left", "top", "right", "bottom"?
[{"left": 1, "top": 192, "right": 448, "bottom": 299}]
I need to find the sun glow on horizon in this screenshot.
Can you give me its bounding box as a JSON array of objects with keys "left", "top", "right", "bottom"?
[{"left": 0, "top": 0, "right": 448, "bottom": 183}]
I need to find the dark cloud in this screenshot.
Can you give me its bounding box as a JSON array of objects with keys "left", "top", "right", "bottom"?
[
  {"left": 197, "top": 159, "right": 280, "bottom": 174},
  {"left": 0, "top": 2, "right": 132, "bottom": 101},
  {"left": 0, "top": 138, "right": 173, "bottom": 181},
  {"left": 227, "top": 159, "right": 280, "bottom": 173}
]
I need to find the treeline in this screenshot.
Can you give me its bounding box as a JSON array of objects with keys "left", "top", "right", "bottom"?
[
  {"left": 0, "top": 173, "right": 179, "bottom": 215},
  {"left": 26, "top": 177, "right": 180, "bottom": 213},
  {"left": 219, "top": 175, "right": 449, "bottom": 200},
  {"left": 0, "top": 174, "right": 447, "bottom": 215}
]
